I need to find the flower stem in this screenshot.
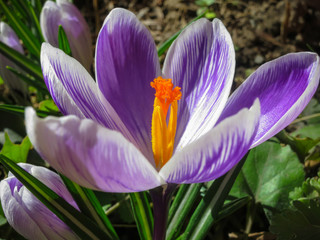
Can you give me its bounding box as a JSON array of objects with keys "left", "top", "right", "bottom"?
[{"left": 150, "top": 184, "right": 177, "bottom": 240}]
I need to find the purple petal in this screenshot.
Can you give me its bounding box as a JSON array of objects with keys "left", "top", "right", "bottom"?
[
  {"left": 95, "top": 8, "right": 161, "bottom": 162},
  {"left": 163, "top": 18, "right": 235, "bottom": 150},
  {"left": 0, "top": 22, "right": 28, "bottom": 97},
  {"left": 218, "top": 52, "right": 320, "bottom": 148},
  {"left": 160, "top": 99, "right": 260, "bottom": 184},
  {"left": 40, "top": 0, "right": 92, "bottom": 71},
  {"left": 26, "top": 108, "right": 164, "bottom": 192},
  {"left": 41, "top": 43, "right": 145, "bottom": 154},
  {"left": 0, "top": 22, "right": 23, "bottom": 53},
  {"left": 0, "top": 163, "right": 78, "bottom": 240}
]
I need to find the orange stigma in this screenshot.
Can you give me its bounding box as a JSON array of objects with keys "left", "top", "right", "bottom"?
[{"left": 150, "top": 76, "right": 181, "bottom": 169}]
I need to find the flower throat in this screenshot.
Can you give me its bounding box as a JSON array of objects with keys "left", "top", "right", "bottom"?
[{"left": 151, "top": 76, "right": 182, "bottom": 169}]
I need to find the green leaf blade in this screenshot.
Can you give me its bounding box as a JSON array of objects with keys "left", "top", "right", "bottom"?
[
  {"left": 0, "top": 154, "right": 113, "bottom": 240},
  {"left": 129, "top": 192, "right": 153, "bottom": 240}
]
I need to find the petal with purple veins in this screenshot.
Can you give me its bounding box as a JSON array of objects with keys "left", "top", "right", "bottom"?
[
  {"left": 160, "top": 99, "right": 260, "bottom": 184},
  {"left": 26, "top": 108, "right": 164, "bottom": 193},
  {"left": 163, "top": 18, "right": 235, "bottom": 151},
  {"left": 95, "top": 8, "right": 161, "bottom": 162},
  {"left": 218, "top": 52, "right": 320, "bottom": 148}
]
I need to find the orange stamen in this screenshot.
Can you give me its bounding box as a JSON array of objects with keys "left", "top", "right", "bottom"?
[{"left": 151, "top": 76, "right": 181, "bottom": 169}]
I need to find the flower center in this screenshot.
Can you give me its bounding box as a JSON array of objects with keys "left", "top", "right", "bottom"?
[{"left": 150, "top": 76, "right": 182, "bottom": 169}]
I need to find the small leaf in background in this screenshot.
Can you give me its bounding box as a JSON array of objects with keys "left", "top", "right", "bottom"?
[
  {"left": 276, "top": 130, "right": 320, "bottom": 161},
  {"left": 289, "top": 172, "right": 320, "bottom": 206},
  {"left": 230, "top": 141, "right": 305, "bottom": 219},
  {"left": 0, "top": 132, "right": 31, "bottom": 163},
  {"left": 38, "top": 99, "right": 59, "bottom": 113},
  {"left": 270, "top": 200, "right": 320, "bottom": 240},
  {"left": 291, "top": 99, "right": 320, "bottom": 139}
]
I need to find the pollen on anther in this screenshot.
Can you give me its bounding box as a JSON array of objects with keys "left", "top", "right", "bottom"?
[{"left": 150, "top": 76, "right": 182, "bottom": 105}]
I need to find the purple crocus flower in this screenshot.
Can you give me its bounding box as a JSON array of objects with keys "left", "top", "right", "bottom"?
[
  {"left": 0, "top": 163, "right": 79, "bottom": 240},
  {"left": 26, "top": 8, "right": 320, "bottom": 193},
  {"left": 40, "top": 0, "right": 92, "bottom": 71},
  {"left": 0, "top": 22, "right": 28, "bottom": 99}
]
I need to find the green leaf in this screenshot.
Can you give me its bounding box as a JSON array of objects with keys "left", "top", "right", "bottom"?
[
  {"left": 166, "top": 183, "right": 202, "bottom": 240},
  {"left": 182, "top": 153, "right": 248, "bottom": 240},
  {"left": 270, "top": 200, "right": 320, "bottom": 240},
  {"left": 25, "top": 0, "right": 45, "bottom": 43},
  {"left": 7, "top": 66, "right": 48, "bottom": 94},
  {"left": 38, "top": 100, "right": 60, "bottom": 113},
  {"left": 157, "top": 12, "right": 206, "bottom": 57},
  {"left": 293, "top": 125, "right": 320, "bottom": 140},
  {"left": 0, "top": 132, "right": 31, "bottom": 163},
  {"left": 60, "top": 175, "right": 119, "bottom": 240},
  {"left": 289, "top": 173, "right": 320, "bottom": 206},
  {"left": 215, "top": 196, "right": 250, "bottom": 222},
  {"left": 276, "top": 131, "right": 320, "bottom": 160},
  {"left": 129, "top": 192, "right": 153, "bottom": 240},
  {"left": 0, "top": 41, "right": 43, "bottom": 80},
  {"left": 0, "top": 104, "right": 61, "bottom": 118},
  {"left": 0, "top": 154, "right": 113, "bottom": 240},
  {"left": 230, "top": 141, "right": 305, "bottom": 219},
  {"left": 58, "top": 25, "right": 72, "bottom": 56},
  {"left": 0, "top": 0, "right": 41, "bottom": 56}
]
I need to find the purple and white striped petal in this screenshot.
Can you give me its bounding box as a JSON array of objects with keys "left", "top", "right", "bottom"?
[
  {"left": 160, "top": 99, "right": 260, "bottom": 184},
  {"left": 95, "top": 8, "right": 161, "bottom": 162},
  {"left": 0, "top": 22, "right": 28, "bottom": 97},
  {"left": 41, "top": 43, "right": 141, "bottom": 150},
  {"left": 26, "top": 108, "right": 164, "bottom": 192},
  {"left": 40, "top": 0, "right": 92, "bottom": 71},
  {"left": 0, "top": 163, "right": 78, "bottom": 240},
  {"left": 218, "top": 52, "right": 320, "bottom": 148},
  {"left": 163, "top": 18, "right": 235, "bottom": 151}
]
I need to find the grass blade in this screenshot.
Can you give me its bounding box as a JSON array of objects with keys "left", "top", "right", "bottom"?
[
  {"left": 0, "top": 0, "right": 41, "bottom": 56},
  {"left": 0, "top": 154, "right": 113, "bottom": 239},
  {"left": 182, "top": 153, "right": 249, "bottom": 240},
  {"left": 0, "top": 41, "right": 43, "bottom": 80},
  {"left": 166, "top": 183, "right": 203, "bottom": 240},
  {"left": 129, "top": 192, "right": 154, "bottom": 240},
  {"left": 60, "top": 175, "right": 119, "bottom": 240}
]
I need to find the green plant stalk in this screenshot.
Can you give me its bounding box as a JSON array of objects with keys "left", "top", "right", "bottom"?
[
  {"left": 60, "top": 175, "right": 119, "bottom": 240},
  {"left": 129, "top": 192, "right": 154, "bottom": 240},
  {"left": 182, "top": 152, "right": 249, "bottom": 240},
  {"left": 166, "top": 183, "right": 203, "bottom": 240}
]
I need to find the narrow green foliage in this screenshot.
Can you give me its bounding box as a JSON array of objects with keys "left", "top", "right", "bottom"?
[
  {"left": 7, "top": 66, "right": 48, "bottom": 93},
  {"left": 181, "top": 154, "right": 248, "bottom": 240},
  {"left": 0, "top": 104, "right": 60, "bottom": 117},
  {"left": 58, "top": 25, "right": 72, "bottom": 56},
  {"left": 60, "top": 175, "right": 119, "bottom": 240},
  {"left": 129, "top": 192, "right": 154, "bottom": 240},
  {"left": 166, "top": 183, "right": 203, "bottom": 240},
  {"left": 0, "top": 154, "right": 114, "bottom": 239},
  {"left": 0, "top": 0, "right": 41, "bottom": 56},
  {"left": 0, "top": 42, "right": 43, "bottom": 80}
]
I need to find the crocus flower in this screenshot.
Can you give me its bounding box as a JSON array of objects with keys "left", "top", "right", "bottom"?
[
  {"left": 26, "top": 8, "right": 320, "bottom": 193},
  {"left": 0, "top": 22, "right": 28, "bottom": 100},
  {"left": 40, "top": 0, "right": 92, "bottom": 71},
  {"left": 0, "top": 163, "right": 79, "bottom": 240}
]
